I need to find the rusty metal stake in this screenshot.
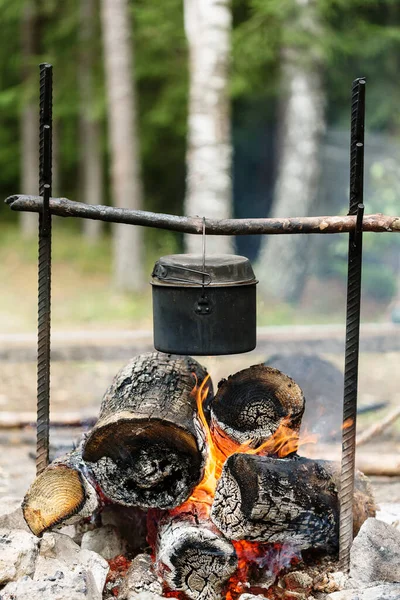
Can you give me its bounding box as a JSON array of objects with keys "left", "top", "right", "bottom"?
[
  {"left": 339, "top": 77, "right": 366, "bottom": 570},
  {"left": 36, "top": 63, "right": 53, "bottom": 476}
]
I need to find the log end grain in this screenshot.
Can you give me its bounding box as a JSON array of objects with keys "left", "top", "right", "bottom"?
[{"left": 211, "top": 365, "right": 305, "bottom": 445}]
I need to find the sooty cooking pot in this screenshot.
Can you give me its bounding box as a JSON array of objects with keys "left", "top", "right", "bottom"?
[{"left": 151, "top": 254, "right": 257, "bottom": 355}]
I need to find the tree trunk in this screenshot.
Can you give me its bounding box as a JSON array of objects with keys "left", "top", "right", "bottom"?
[
  {"left": 257, "top": 0, "right": 326, "bottom": 303},
  {"left": 79, "top": 0, "right": 103, "bottom": 242},
  {"left": 211, "top": 454, "right": 375, "bottom": 552},
  {"left": 83, "top": 352, "right": 212, "bottom": 509},
  {"left": 183, "top": 0, "right": 233, "bottom": 255},
  {"left": 100, "top": 0, "right": 143, "bottom": 290},
  {"left": 20, "top": 0, "right": 39, "bottom": 238}
]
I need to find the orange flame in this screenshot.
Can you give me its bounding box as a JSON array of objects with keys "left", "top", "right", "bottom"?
[{"left": 188, "top": 377, "right": 317, "bottom": 512}]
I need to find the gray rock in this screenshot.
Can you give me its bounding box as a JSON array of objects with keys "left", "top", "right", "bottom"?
[
  {"left": 0, "top": 497, "right": 30, "bottom": 532},
  {"left": 0, "top": 571, "right": 97, "bottom": 600},
  {"left": 81, "top": 525, "right": 127, "bottom": 560},
  {"left": 31, "top": 531, "right": 109, "bottom": 600},
  {"left": 327, "top": 584, "right": 400, "bottom": 599},
  {"left": 0, "top": 528, "right": 39, "bottom": 584},
  {"left": 118, "top": 554, "right": 163, "bottom": 600},
  {"left": 350, "top": 518, "right": 400, "bottom": 585},
  {"left": 376, "top": 503, "right": 400, "bottom": 530}
]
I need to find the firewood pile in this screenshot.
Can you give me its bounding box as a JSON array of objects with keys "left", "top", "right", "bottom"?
[{"left": 21, "top": 352, "right": 376, "bottom": 600}]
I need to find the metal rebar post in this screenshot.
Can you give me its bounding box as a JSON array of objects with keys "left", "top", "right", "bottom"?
[
  {"left": 339, "top": 78, "right": 366, "bottom": 570},
  {"left": 36, "top": 63, "right": 53, "bottom": 476}
]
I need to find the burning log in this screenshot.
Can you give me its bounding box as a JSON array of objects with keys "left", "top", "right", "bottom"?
[
  {"left": 210, "top": 454, "right": 375, "bottom": 553},
  {"left": 83, "top": 352, "right": 212, "bottom": 509},
  {"left": 153, "top": 508, "right": 238, "bottom": 600},
  {"left": 210, "top": 366, "right": 305, "bottom": 447},
  {"left": 22, "top": 444, "right": 100, "bottom": 536}
]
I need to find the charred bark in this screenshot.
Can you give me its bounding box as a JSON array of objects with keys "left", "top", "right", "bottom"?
[
  {"left": 22, "top": 444, "right": 100, "bottom": 537},
  {"left": 210, "top": 454, "right": 375, "bottom": 553},
  {"left": 210, "top": 365, "right": 305, "bottom": 446},
  {"left": 83, "top": 352, "right": 212, "bottom": 509},
  {"left": 154, "top": 509, "right": 237, "bottom": 600}
]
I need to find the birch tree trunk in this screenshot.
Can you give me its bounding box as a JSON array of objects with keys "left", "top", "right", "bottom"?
[
  {"left": 20, "top": 0, "right": 39, "bottom": 238},
  {"left": 184, "top": 0, "right": 233, "bottom": 254},
  {"left": 257, "top": 0, "right": 326, "bottom": 303},
  {"left": 80, "top": 0, "right": 102, "bottom": 242},
  {"left": 101, "top": 0, "right": 143, "bottom": 290}
]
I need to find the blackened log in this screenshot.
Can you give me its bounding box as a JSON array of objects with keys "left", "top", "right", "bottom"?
[
  {"left": 22, "top": 444, "right": 100, "bottom": 536},
  {"left": 210, "top": 365, "right": 305, "bottom": 446},
  {"left": 155, "top": 510, "right": 237, "bottom": 600},
  {"left": 83, "top": 352, "right": 212, "bottom": 509},
  {"left": 210, "top": 454, "right": 375, "bottom": 553}
]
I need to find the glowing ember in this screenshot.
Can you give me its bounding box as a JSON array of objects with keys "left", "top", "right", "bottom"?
[
  {"left": 105, "top": 554, "right": 132, "bottom": 597},
  {"left": 225, "top": 541, "right": 301, "bottom": 599}
]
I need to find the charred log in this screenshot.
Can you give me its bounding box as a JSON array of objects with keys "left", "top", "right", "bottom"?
[
  {"left": 210, "top": 454, "right": 375, "bottom": 553},
  {"left": 22, "top": 444, "right": 100, "bottom": 536},
  {"left": 83, "top": 352, "right": 212, "bottom": 509},
  {"left": 210, "top": 365, "right": 305, "bottom": 446},
  {"left": 154, "top": 509, "right": 237, "bottom": 600}
]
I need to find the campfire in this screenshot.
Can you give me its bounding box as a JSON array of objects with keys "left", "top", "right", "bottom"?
[{"left": 21, "top": 352, "right": 375, "bottom": 600}]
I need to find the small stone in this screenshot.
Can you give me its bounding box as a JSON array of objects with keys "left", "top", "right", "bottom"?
[
  {"left": 350, "top": 518, "right": 400, "bottom": 585},
  {"left": 0, "top": 497, "right": 30, "bottom": 532},
  {"left": 0, "top": 528, "right": 39, "bottom": 584},
  {"left": 81, "top": 525, "right": 127, "bottom": 560},
  {"left": 326, "top": 584, "right": 400, "bottom": 599},
  {"left": 239, "top": 595, "right": 268, "bottom": 600},
  {"left": 282, "top": 571, "right": 313, "bottom": 593},
  {"left": 314, "top": 571, "right": 348, "bottom": 594},
  {"left": 118, "top": 554, "right": 163, "bottom": 599}
]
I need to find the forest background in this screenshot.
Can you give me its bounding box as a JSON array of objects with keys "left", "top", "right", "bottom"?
[{"left": 1, "top": 0, "right": 400, "bottom": 333}]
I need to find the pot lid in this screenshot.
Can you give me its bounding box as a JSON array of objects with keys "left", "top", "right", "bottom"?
[{"left": 151, "top": 254, "right": 257, "bottom": 287}]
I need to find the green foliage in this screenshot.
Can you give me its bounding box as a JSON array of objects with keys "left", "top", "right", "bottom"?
[{"left": 0, "top": 0, "right": 399, "bottom": 271}]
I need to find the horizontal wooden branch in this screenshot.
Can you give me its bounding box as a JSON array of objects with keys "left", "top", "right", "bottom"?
[{"left": 6, "top": 194, "right": 400, "bottom": 235}]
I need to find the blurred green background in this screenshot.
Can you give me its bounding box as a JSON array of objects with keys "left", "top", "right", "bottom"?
[{"left": 1, "top": 0, "right": 400, "bottom": 333}]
